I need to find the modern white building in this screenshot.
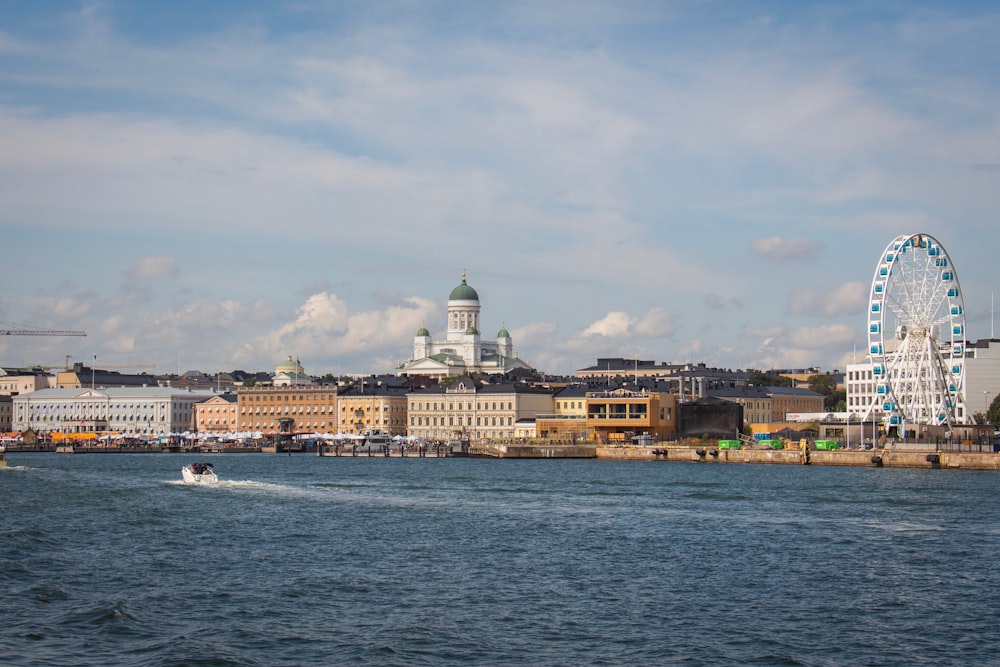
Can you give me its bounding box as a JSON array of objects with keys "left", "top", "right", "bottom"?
[
  {"left": 12, "top": 386, "right": 216, "bottom": 436},
  {"left": 396, "top": 271, "right": 534, "bottom": 378}
]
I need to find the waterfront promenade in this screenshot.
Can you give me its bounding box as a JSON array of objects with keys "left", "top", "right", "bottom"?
[{"left": 6, "top": 441, "right": 1000, "bottom": 469}]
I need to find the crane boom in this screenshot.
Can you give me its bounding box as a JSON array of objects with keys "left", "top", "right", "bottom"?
[{"left": 1, "top": 328, "right": 86, "bottom": 336}]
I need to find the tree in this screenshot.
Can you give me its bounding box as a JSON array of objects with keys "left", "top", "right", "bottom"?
[
  {"left": 242, "top": 378, "right": 257, "bottom": 387},
  {"left": 986, "top": 393, "right": 1000, "bottom": 429},
  {"left": 807, "top": 374, "right": 837, "bottom": 395},
  {"left": 748, "top": 370, "right": 791, "bottom": 387},
  {"left": 808, "top": 374, "right": 843, "bottom": 411}
]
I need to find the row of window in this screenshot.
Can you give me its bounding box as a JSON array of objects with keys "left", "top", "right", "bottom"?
[
  {"left": 411, "top": 416, "right": 514, "bottom": 427},
  {"left": 410, "top": 401, "right": 515, "bottom": 411}
]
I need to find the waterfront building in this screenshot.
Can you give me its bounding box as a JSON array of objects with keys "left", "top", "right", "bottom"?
[
  {"left": 237, "top": 385, "right": 338, "bottom": 435},
  {"left": 11, "top": 387, "right": 214, "bottom": 436},
  {"left": 233, "top": 357, "right": 338, "bottom": 435},
  {"left": 585, "top": 387, "right": 678, "bottom": 443},
  {"left": 0, "top": 395, "right": 11, "bottom": 432},
  {"left": 336, "top": 378, "right": 409, "bottom": 436},
  {"left": 396, "top": 271, "right": 534, "bottom": 379},
  {"left": 194, "top": 393, "right": 239, "bottom": 434},
  {"left": 677, "top": 396, "right": 744, "bottom": 439},
  {"left": 965, "top": 338, "right": 1000, "bottom": 418},
  {"left": 534, "top": 385, "right": 588, "bottom": 441},
  {"left": 407, "top": 377, "right": 553, "bottom": 441}
]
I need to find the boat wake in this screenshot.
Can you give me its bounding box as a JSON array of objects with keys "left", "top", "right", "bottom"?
[{"left": 166, "top": 479, "right": 312, "bottom": 495}]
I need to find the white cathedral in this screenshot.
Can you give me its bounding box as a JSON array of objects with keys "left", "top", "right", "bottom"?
[{"left": 395, "top": 271, "right": 534, "bottom": 378}]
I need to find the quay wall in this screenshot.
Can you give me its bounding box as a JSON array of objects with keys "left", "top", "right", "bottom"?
[
  {"left": 483, "top": 444, "right": 1000, "bottom": 470},
  {"left": 595, "top": 445, "right": 1000, "bottom": 470}
]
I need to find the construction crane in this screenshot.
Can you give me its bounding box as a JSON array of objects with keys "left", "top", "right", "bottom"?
[
  {"left": 0, "top": 323, "right": 86, "bottom": 337},
  {"left": 39, "top": 357, "right": 156, "bottom": 371}
]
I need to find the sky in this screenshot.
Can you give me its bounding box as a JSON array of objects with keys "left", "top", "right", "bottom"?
[{"left": 1, "top": 0, "right": 998, "bottom": 378}]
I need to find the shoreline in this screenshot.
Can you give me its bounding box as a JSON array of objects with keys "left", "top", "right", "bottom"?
[{"left": 5, "top": 443, "right": 999, "bottom": 469}]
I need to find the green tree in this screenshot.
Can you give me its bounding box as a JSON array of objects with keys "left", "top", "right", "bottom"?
[
  {"left": 986, "top": 393, "right": 1000, "bottom": 429},
  {"left": 748, "top": 370, "right": 792, "bottom": 387},
  {"left": 242, "top": 378, "right": 257, "bottom": 387},
  {"left": 807, "top": 374, "right": 843, "bottom": 411}
]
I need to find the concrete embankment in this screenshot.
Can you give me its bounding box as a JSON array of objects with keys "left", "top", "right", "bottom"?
[{"left": 479, "top": 443, "right": 1000, "bottom": 470}]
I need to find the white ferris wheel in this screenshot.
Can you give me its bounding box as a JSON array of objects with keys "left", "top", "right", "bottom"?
[{"left": 867, "top": 233, "right": 966, "bottom": 431}]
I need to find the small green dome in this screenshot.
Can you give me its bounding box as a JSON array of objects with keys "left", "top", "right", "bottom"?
[
  {"left": 449, "top": 271, "right": 479, "bottom": 301},
  {"left": 465, "top": 325, "right": 480, "bottom": 335},
  {"left": 497, "top": 324, "right": 510, "bottom": 338},
  {"left": 416, "top": 325, "right": 430, "bottom": 337}
]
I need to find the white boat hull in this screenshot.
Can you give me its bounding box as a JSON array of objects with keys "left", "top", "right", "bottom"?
[{"left": 181, "top": 466, "right": 218, "bottom": 484}]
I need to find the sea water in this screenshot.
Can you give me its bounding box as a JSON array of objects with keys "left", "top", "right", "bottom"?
[{"left": 2, "top": 453, "right": 998, "bottom": 666}]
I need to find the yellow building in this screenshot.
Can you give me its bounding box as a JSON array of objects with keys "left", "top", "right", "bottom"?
[
  {"left": 535, "top": 385, "right": 588, "bottom": 441},
  {"left": 336, "top": 384, "right": 409, "bottom": 436}
]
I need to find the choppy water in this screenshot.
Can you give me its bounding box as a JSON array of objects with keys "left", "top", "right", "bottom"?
[{"left": 2, "top": 453, "right": 999, "bottom": 666}]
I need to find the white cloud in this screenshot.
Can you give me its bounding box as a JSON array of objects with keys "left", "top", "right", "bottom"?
[
  {"left": 238, "top": 293, "right": 436, "bottom": 371},
  {"left": 633, "top": 307, "right": 675, "bottom": 338},
  {"left": 125, "top": 256, "right": 179, "bottom": 281},
  {"left": 751, "top": 236, "right": 823, "bottom": 261},
  {"left": 582, "top": 311, "right": 632, "bottom": 337},
  {"left": 789, "top": 282, "right": 866, "bottom": 317}
]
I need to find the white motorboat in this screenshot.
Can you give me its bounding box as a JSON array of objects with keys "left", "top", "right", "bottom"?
[{"left": 181, "top": 462, "right": 218, "bottom": 484}]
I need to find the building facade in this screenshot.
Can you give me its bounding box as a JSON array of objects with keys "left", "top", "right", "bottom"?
[
  {"left": 534, "top": 385, "right": 588, "bottom": 440},
  {"left": 586, "top": 388, "right": 678, "bottom": 443},
  {"left": 194, "top": 393, "right": 239, "bottom": 434},
  {"left": 336, "top": 381, "right": 409, "bottom": 436},
  {"left": 237, "top": 385, "right": 339, "bottom": 435},
  {"left": 12, "top": 387, "right": 214, "bottom": 436},
  {"left": 407, "top": 378, "right": 553, "bottom": 441}
]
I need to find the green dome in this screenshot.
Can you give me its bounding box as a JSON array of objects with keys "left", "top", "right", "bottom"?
[
  {"left": 416, "top": 325, "right": 430, "bottom": 337},
  {"left": 465, "top": 325, "right": 480, "bottom": 335},
  {"left": 497, "top": 324, "right": 510, "bottom": 338},
  {"left": 449, "top": 272, "right": 479, "bottom": 301},
  {"left": 275, "top": 356, "right": 304, "bottom": 375}
]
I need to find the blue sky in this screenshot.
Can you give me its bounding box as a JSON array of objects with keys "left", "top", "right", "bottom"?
[{"left": 1, "top": 1, "right": 998, "bottom": 377}]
